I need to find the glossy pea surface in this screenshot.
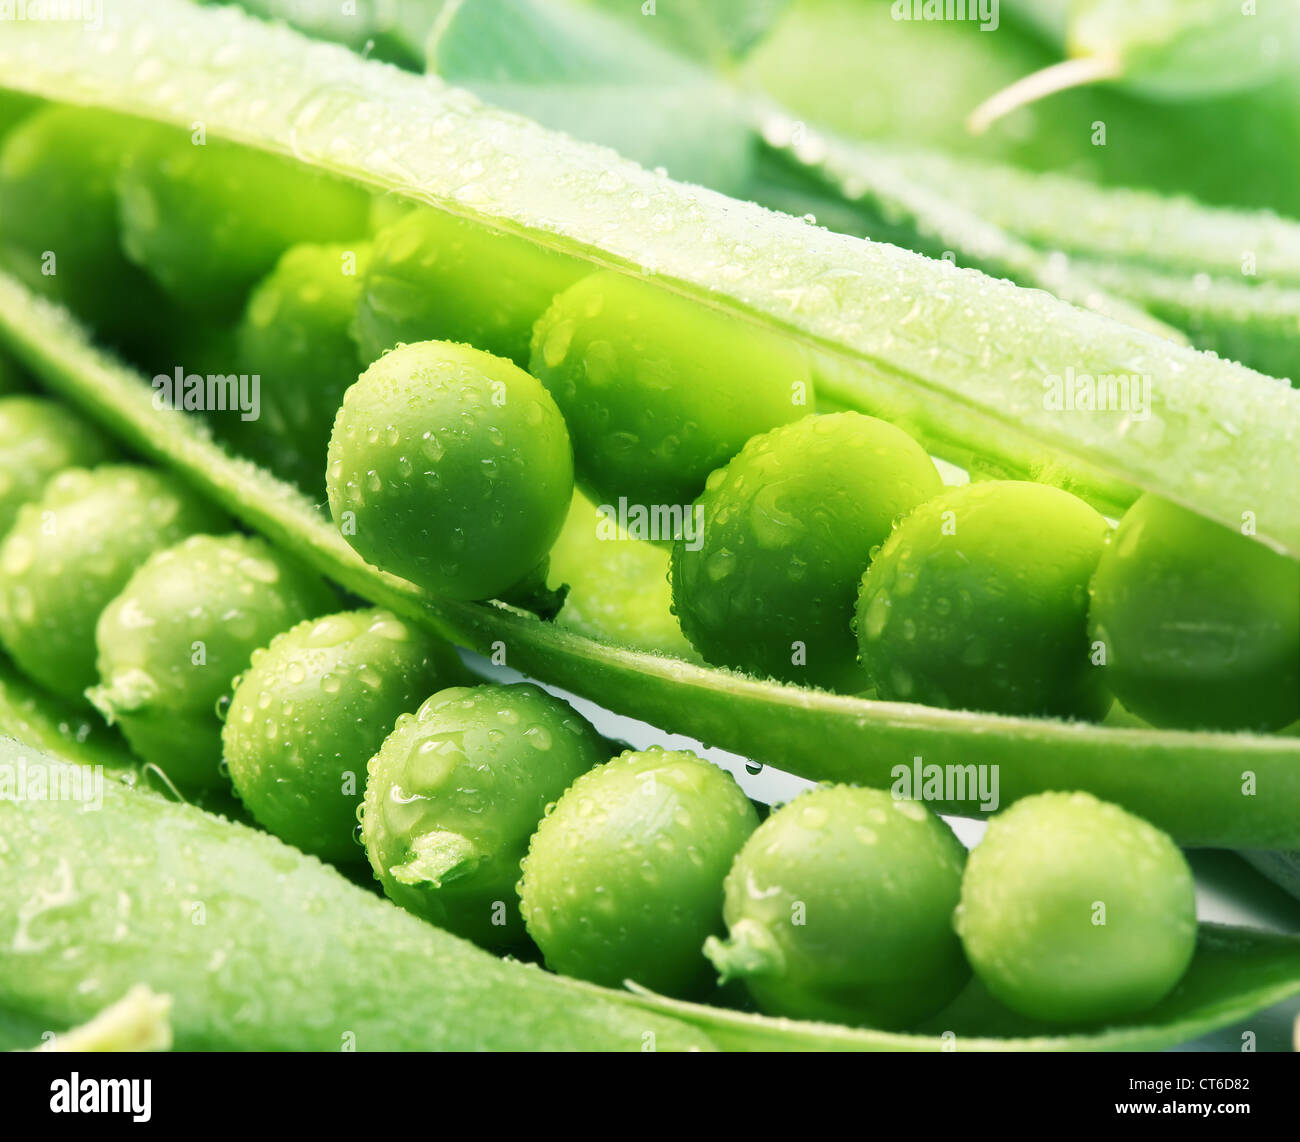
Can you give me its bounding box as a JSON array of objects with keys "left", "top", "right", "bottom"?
[
  {"left": 225, "top": 608, "right": 466, "bottom": 864},
  {"left": 0, "top": 396, "right": 118, "bottom": 536},
  {"left": 0, "top": 466, "right": 226, "bottom": 702},
  {"left": 529, "top": 270, "right": 812, "bottom": 508},
  {"left": 89, "top": 534, "right": 336, "bottom": 791},
  {"left": 0, "top": 106, "right": 169, "bottom": 346},
  {"left": 234, "top": 241, "right": 371, "bottom": 491},
  {"left": 354, "top": 205, "right": 584, "bottom": 367},
  {"left": 956, "top": 791, "right": 1197, "bottom": 1023},
  {"left": 705, "top": 785, "right": 969, "bottom": 1028},
  {"left": 117, "top": 129, "right": 370, "bottom": 316},
  {"left": 327, "top": 339, "right": 573, "bottom": 601},
  {"left": 1089, "top": 493, "right": 1300, "bottom": 732},
  {"left": 519, "top": 747, "right": 759, "bottom": 996},
  {"left": 363, "top": 682, "right": 608, "bottom": 947},
  {"left": 672, "top": 412, "right": 941, "bottom": 691},
  {"left": 856, "top": 480, "right": 1110, "bottom": 718}
]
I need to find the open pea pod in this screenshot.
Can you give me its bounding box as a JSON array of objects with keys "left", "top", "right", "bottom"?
[
  {"left": 2, "top": 273, "right": 1298, "bottom": 852},
  {"left": 2, "top": 745, "right": 1299, "bottom": 1051},
  {"left": 0, "top": 0, "right": 1297, "bottom": 554}
]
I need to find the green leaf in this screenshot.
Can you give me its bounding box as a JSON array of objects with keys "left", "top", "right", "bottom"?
[
  {"left": 2, "top": 271, "right": 1298, "bottom": 853},
  {"left": 425, "top": 0, "right": 756, "bottom": 194}
]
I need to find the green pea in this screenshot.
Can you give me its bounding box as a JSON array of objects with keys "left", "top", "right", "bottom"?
[
  {"left": 519, "top": 747, "right": 759, "bottom": 996},
  {"left": 855, "top": 480, "right": 1110, "bottom": 718},
  {"left": 224, "top": 608, "right": 466, "bottom": 864},
  {"left": 956, "top": 791, "right": 1197, "bottom": 1023},
  {"left": 672, "top": 412, "right": 942, "bottom": 691},
  {"left": 0, "top": 466, "right": 226, "bottom": 702},
  {"left": 0, "top": 106, "right": 169, "bottom": 348},
  {"left": 1089, "top": 494, "right": 1300, "bottom": 732},
  {"left": 353, "top": 206, "right": 584, "bottom": 367},
  {"left": 705, "top": 785, "right": 969, "bottom": 1028},
  {"left": 89, "top": 534, "right": 336, "bottom": 791},
  {"left": 529, "top": 270, "right": 813, "bottom": 508},
  {"left": 326, "top": 339, "right": 573, "bottom": 601},
  {"left": 117, "top": 128, "right": 370, "bottom": 316},
  {"left": 0, "top": 396, "right": 118, "bottom": 536},
  {"left": 363, "top": 682, "right": 609, "bottom": 947},
  {"left": 233, "top": 241, "right": 371, "bottom": 491}
]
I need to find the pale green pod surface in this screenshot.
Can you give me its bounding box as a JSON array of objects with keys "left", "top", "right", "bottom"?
[
  {"left": 705, "top": 785, "right": 969, "bottom": 1029},
  {"left": 0, "top": 465, "right": 226, "bottom": 702},
  {"left": 530, "top": 270, "right": 813, "bottom": 508},
  {"left": 353, "top": 205, "right": 585, "bottom": 367},
  {"left": 234, "top": 241, "right": 372, "bottom": 491},
  {"left": 855, "top": 480, "right": 1110, "bottom": 719},
  {"left": 326, "top": 340, "right": 573, "bottom": 601},
  {"left": 117, "top": 128, "right": 370, "bottom": 317},
  {"left": 224, "top": 608, "right": 466, "bottom": 864},
  {"left": 672, "top": 412, "right": 942, "bottom": 691},
  {"left": 956, "top": 792, "right": 1197, "bottom": 1023},
  {"left": 519, "top": 747, "right": 760, "bottom": 996},
  {"left": 363, "top": 682, "right": 609, "bottom": 947},
  {"left": 0, "top": 106, "right": 170, "bottom": 348},
  {"left": 1089, "top": 493, "right": 1300, "bottom": 732},
  {"left": 0, "top": 396, "right": 118, "bottom": 536},
  {"left": 89, "top": 534, "right": 336, "bottom": 791}
]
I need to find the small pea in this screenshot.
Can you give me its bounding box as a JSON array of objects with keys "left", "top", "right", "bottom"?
[
  {"left": 88, "top": 534, "right": 336, "bottom": 791},
  {"left": 233, "top": 241, "right": 372, "bottom": 491},
  {"left": 672, "top": 412, "right": 942, "bottom": 690},
  {"left": 0, "top": 105, "right": 171, "bottom": 349},
  {"left": 956, "top": 792, "right": 1197, "bottom": 1023},
  {"left": 0, "top": 395, "right": 118, "bottom": 535},
  {"left": 224, "top": 608, "right": 467, "bottom": 864},
  {"left": 529, "top": 270, "right": 813, "bottom": 508},
  {"left": 363, "top": 682, "right": 609, "bottom": 947},
  {"left": 326, "top": 339, "right": 573, "bottom": 601},
  {"left": 855, "top": 480, "right": 1110, "bottom": 718},
  {"left": 1089, "top": 493, "right": 1300, "bottom": 732},
  {"left": 519, "top": 747, "right": 760, "bottom": 996},
  {"left": 117, "top": 127, "right": 370, "bottom": 317},
  {"left": 353, "top": 205, "right": 585, "bottom": 367},
  {"left": 705, "top": 785, "right": 969, "bottom": 1029},
  {"left": 0, "top": 465, "right": 226, "bottom": 702}
]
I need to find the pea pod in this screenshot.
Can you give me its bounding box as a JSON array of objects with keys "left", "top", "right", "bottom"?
[
  {"left": 1, "top": 0, "right": 1296, "bottom": 554},
  {"left": 3, "top": 744, "right": 1300, "bottom": 1051},
  {"left": 2, "top": 271, "right": 1298, "bottom": 852}
]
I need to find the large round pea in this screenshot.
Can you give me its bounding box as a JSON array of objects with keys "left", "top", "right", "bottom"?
[
  {"left": 353, "top": 206, "right": 585, "bottom": 367},
  {"left": 233, "top": 242, "right": 371, "bottom": 491},
  {"left": 519, "top": 748, "right": 760, "bottom": 996},
  {"left": 89, "top": 534, "right": 336, "bottom": 791},
  {"left": 0, "top": 466, "right": 226, "bottom": 702},
  {"left": 0, "top": 106, "right": 169, "bottom": 347},
  {"left": 363, "top": 683, "right": 609, "bottom": 947},
  {"left": 224, "top": 608, "right": 466, "bottom": 864},
  {"left": 1089, "top": 494, "right": 1300, "bottom": 732},
  {"left": 855, "top": 480, "right": 1110, "bottom": 718},
  {"left": 530, "top": 270, "right": 812, "bottom": 508},
  {"left": 671, "top": 412, "right": 941, "bottom": 691},
  {"left": 117, "top": 129, "right": 370, "bottom": 316},
  {"left": 0, "top": 396, "right": 118, "bottom": 536},
  {"left": 956, "top": 792, "right": 1197, "bottom": 1023},
  {"left": 326, "top": 339, "right": 573, "bottom": 601},
  {"left": 705, "top": 786, "right": 969, "bottom": 1028}
]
